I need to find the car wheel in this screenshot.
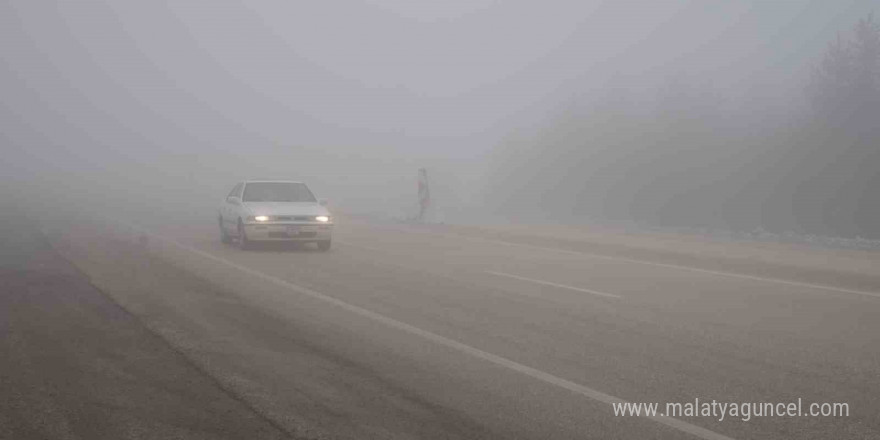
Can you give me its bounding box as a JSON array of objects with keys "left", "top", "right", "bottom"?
[
  {"left": 317, "top": 240, "right": 331, "bottom": 251},
  {"left": 237, "top": 220, "right": 251, "bottom": 250},
  {"left": 219, "top": 217, "right": 232, "bottom": 244}
]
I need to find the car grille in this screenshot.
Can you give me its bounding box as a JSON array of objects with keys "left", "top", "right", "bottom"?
[
  {"left": 269, "top": 231, "right": 317, "bottom": 238},
  {"left": 275, "top": 215, "right": 312, "bottom": 221}
]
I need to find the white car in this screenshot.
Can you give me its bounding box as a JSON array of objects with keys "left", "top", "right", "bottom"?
[{"left": 219, "top": 180, "right": 333, "bottom": 250}]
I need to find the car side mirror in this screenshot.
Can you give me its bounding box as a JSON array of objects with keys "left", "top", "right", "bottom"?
[
  {"left": 227, "top": 196, "right": 240, "bottom": 205},
  {"left": 319, "top": 199, "right": 328, "bottom": 206}
]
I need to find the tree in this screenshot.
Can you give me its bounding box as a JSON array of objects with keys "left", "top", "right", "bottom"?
[
  {"left": 796, "top": 13, "right": 880, "bottom": 237},
  {"left": 809, "top": 13, "right": 880, "bottom": 122},
  {"left": 853, "top": 13, "right": 880, "bottom": 97}
]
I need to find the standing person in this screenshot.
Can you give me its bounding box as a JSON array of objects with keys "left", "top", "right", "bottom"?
[{"left": 417, "top": 168, "right": 430, "bottom": 222}]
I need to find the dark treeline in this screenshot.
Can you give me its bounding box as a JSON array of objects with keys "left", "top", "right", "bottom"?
[{"left": 488, "top": 14, "right": 880, "bottom": 239}]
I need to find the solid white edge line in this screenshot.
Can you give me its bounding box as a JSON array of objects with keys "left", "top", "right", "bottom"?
[
  {"left": 425, "top": 231, "right": 880, "bottom": 299},
  {"left": 486, "top": 271, "right": 622, "bottom": 299},
  {"left": 123, "top": 222, "right": 735, "bottom": 440}
]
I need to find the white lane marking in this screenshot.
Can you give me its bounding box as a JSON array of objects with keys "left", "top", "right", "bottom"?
[
  {"left": 486, "top": 271, "right": 622, "bottom": 299},
  {"left": 409, "top": 230, "right": 880, "bottom": 300},
  {"left": 340, "top": 240, "right": 619, "bottom": 301},
  {"left": 126, "top": 224, "right": 734, "bottom": 440}
]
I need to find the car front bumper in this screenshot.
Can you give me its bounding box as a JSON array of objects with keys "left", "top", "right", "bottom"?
[{"left": 243, "top": 223, "right": 333, "bottom": 241}]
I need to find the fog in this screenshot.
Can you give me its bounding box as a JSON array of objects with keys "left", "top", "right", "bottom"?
[{"left": 2, "top": 1, "right": 878, "bottom": 237}]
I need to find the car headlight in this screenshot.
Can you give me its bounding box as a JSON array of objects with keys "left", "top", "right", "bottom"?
[
  {"left": 253, "top": 215, "right": 270, "bottom": 222},
  {"left": 315, "top": 216, "right": 330, "bottom": 222}
]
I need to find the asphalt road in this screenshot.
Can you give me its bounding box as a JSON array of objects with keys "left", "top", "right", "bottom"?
[
  {"left": 0, "top": 213, "right": 289, "bottom": 440},
  {"left": 25, "top": 212, "right": 880, "bottom": 439}
]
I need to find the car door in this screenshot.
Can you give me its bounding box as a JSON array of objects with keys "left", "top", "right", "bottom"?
[{"left": 222, "top": 182, "right": 243, "bottom": 232}]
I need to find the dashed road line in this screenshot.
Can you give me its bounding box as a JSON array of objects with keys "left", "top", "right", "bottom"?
[{"left": 485, "top": 271, "right": 622, "bottom": 299}]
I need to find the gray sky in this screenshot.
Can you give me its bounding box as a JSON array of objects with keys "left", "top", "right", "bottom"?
[{"left": 1, "top": 0, "right": 877, "bottom": 214}]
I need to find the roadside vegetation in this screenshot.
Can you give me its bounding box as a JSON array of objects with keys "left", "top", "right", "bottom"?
[{"left": 490, "top": 14, "right": 880, "bottom": 239}]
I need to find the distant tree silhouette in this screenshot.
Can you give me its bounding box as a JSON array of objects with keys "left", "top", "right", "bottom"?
[
  {"left": 796, "top": 13, "right": 880, "bottom": 237},
  {"left": 488, "top": 13, "right": 880, "bottom": 239},
  {"left": 809, "top": 13, "right": 879, "bottom": 121}
]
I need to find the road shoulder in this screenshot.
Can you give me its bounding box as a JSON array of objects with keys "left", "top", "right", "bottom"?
[{"left": 0, "top": 214, "right": 291, "bottom": 440}]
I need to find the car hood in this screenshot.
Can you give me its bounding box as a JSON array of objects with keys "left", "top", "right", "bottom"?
[{"left": 242, "top": 202, "right": 329, "bottom": 217}]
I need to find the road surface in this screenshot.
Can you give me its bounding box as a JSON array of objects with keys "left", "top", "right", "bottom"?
[
  {"left": 0, "top": 212, "right": 288, "bottom": 440},
  {"left": 11, "top": 210, "right": 880, "bottom": 439}
]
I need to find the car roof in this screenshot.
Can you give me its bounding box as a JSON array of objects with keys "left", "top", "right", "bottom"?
[{"left": 243, "top": 180, "right": 304, "bottom": 184}]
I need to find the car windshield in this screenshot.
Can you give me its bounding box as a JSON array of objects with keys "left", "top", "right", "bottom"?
[{"left": 242, "top": 182, "right": 316, "bottom": 202}]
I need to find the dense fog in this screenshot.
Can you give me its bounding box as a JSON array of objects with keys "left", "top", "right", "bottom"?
[
  {"left": 2, "top": 1, "right": 878, "bottom": 237},
  {"left": 489, "top": 12, "right": 880, "bottom": 238}
]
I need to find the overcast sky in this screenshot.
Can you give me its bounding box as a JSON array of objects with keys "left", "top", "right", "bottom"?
[{"left": 1, "top": 0, "right": 877, "bottom": 212}]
